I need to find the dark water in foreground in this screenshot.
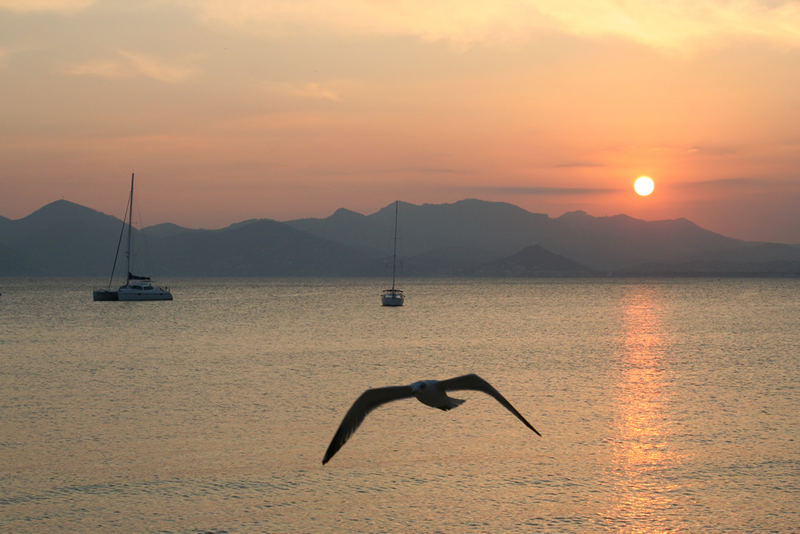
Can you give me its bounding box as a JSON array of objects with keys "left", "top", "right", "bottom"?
[{"left": 1, "top": 278, "right": 798, "bottom": 532}]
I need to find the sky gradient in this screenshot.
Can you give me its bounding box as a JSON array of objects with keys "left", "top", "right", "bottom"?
[{"left": 1, "top": 0, "right": 799, "bottom": 243}]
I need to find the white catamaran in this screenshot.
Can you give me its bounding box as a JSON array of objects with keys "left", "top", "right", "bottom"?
[
  {"left": 381, "top": 200, "right": 404, "bottom": 307},
  {"left": 93, "top": 173, "right": 173, "bottom": 302}
]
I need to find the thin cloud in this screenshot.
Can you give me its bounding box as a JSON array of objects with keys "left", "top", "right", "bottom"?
[
  {"left": 262, "top": 81, "right": 343, "bottom": 102},
  {"left": 0, "top": 0, "right": 94, "bottom": 12},
  {"left": 65, "top": 50, "right": 193, "bottom": 83},
  {"left": 66, "top": 59, "right": 128, "bottom": 79},
  {"left": 677, "top": 176, "right": 800, "bottom": 189},
  {"left": 380, "top": 167, "right": 462, "bottom": 175},
  {"left": 471, "top": 185, "right": 620, "bottom": 195},
  {"left": 117, "top": 51, "right": 193, "bottom": 83},
  {"left": 535, "top": 1, "right": 800, "bottom": 51},
  {"left": 686, "top": 145, "right": 740, "bottom": 156},
  {"left": 299, "top": 166, "right": 464, "bottom": 177},
  {"left": 553, "top": 161, "right": 606, "bottom": 168},
  {"left": 187, "top": 0, "right": 800, "bottom": 51},
  {"left": 293, "top": 82, "right": 341, "bottom": 102},
  {"left": 189, "top": 1, "right": 545, "bottom": 47}
]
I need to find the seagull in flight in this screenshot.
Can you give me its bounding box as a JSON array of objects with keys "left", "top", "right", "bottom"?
[{"left": 322, "top": 373, "right": 541, "bottom": 464}]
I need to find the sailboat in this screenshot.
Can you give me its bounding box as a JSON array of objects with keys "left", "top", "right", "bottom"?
[
  {"left": 92, "top": 173, "right": 173, "bottom": 302},
  {"left": 381, "top": 200, "right": 405, "bottom": 307}
]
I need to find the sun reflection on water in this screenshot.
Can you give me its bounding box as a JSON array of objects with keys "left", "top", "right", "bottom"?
[{"left": 606, "top": 286, "right": 685, "bottom": 531}]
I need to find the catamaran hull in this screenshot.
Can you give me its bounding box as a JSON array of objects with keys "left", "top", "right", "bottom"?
[
  {"left": 93, "top": 287, "right": 172, "bottom": 301},
  {"left": 93, "top": 289, "right": 119, "bottom": 301},
  {"left": 118, "top": 288, "right": 173, "bottom": 301}
]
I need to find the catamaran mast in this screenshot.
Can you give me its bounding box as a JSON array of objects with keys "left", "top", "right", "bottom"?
[
  {"left": 391, "top": 200, "right": 398, "bottom": 290},
  {"left": 126, "top": 173, "right": 134, "bottom": 281}
]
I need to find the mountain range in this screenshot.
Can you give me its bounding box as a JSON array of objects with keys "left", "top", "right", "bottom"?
[{"left": 1, "top": 199, "right": 798, "bottom": 277}]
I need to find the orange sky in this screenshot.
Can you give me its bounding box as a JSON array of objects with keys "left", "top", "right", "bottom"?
[{"left": 1, "top": 1, "right": 799, "bottom": 242}]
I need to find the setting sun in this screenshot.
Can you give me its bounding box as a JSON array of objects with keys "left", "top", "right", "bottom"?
[{"left": 634, "top": 176, "right": 655, "bottom": 196}]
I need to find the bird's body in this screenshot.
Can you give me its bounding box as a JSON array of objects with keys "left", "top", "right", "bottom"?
[
  {"left": 410, "top": 380, "right": 465, "bottom": 410},
  {"left": 322, "top": 374, "right": 540, "bottom": 464}
]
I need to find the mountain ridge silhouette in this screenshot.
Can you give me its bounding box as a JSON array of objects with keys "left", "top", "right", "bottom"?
[{"left": 1, "top": 198, "right": 798, "bottom": 277}]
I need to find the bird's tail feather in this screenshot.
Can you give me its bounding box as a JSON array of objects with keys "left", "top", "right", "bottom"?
[{"left": 440, "top": 397, "right": 465, "bottom": 411}]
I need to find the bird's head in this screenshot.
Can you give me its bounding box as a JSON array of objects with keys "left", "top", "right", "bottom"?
[{"left": 411, "top": 380, "right": 436, "bottom": 393}]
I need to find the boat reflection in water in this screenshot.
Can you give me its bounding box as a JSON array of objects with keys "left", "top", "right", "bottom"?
[{"left": 606, "top": 286, "right": 684, "bottom": 530}]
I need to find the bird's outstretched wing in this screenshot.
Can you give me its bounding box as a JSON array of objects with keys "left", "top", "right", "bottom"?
[
  {"left": 322, "top": 385, "right": 414, "bottom": 464},
  {"left": 438, "top": 374, "right": 541, "bottom": 436}
]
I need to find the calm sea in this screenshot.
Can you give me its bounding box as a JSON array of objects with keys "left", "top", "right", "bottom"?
[{"left": 1, "top": 278, "right": 798, "bottom": 532}]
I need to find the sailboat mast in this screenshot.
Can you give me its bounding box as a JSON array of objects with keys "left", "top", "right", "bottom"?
[
  {"left": 126, "top": 173, "right": 134, "bottom": 281},
  {"left": 391, "top": 200, "right": 398, "bottom": 290}
]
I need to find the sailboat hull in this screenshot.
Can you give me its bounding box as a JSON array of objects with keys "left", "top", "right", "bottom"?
[{"left": 381, "top": 289, "right": 404, "bottom": 306}]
